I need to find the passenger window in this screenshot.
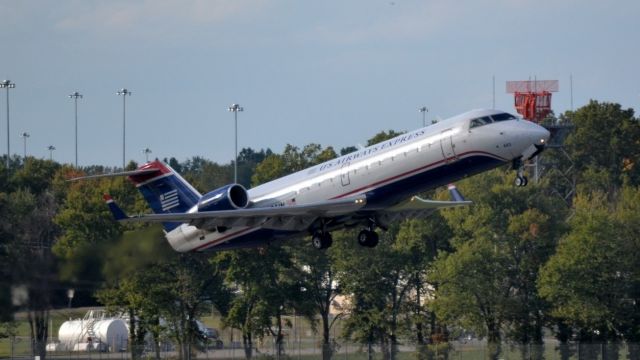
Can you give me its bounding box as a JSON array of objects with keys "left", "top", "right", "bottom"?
[{"left": 491, "top": 113, "right": 517, "bottom": 122}]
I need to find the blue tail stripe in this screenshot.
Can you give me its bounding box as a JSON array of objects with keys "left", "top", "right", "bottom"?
[{"left": 137, "top": 174, "right": 201, "bottom": 231}]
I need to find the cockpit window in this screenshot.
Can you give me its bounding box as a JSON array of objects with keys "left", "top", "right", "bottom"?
[
  {"left": 469, "top": 116, "right": 493, "bottom": 129},
  {"left": 491, "top": 113, "right": 517, "bottom": 122}
]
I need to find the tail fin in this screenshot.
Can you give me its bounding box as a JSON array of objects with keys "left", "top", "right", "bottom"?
[
  {"left": 128, "top": 161, "right": 202, "bottom": 231},
  {"left": 447, "top": 184, "right": 466, "bottom": 202}
]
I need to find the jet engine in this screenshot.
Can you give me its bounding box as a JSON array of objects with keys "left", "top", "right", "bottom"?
[{"left": 197, "top": 184, "right": 249, "bottom": 212}]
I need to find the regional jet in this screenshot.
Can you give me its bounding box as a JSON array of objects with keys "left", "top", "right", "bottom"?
[{"left": 77, "top": 109, "right": 549, "bottom": 252}]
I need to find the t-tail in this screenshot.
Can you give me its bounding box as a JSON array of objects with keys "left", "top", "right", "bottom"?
[
  {"left": 70, "top": 160, "right": 202, "bottom": 232},
  {"left": 126, "top": 161, "right": 201, "bottom": 231}
]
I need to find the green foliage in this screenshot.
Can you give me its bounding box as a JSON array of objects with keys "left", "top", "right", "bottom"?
[
  {"left": 562, "top": 100, "right": 640, "bottom": 190},
  {"left": 367, "top": 130, "right": 406, "bottom": 146},
  {"left": 3, "top": 100, "right": 640, "bottom": 357},
  {"left": 432, "top": 169, "right": 565, "bottom": 358},
  {"left": 538, "top": 186, "right": 640, "bottom": 342}
]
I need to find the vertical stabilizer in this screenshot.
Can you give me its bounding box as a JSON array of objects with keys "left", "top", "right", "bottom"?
[{"left": 128, "top": 161, "right": 202, "bottom": 231}]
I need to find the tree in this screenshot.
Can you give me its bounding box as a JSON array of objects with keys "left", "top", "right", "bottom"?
[
  {"left": 333, "top": 220, "right": 446, "bottom": 360},
  {"left": 395, "top": 215, "right": 452, "bottom": 358},
  {"left": 432, "top": 169, "right": 564, "bottom": 360},
  {"left": 287, "top": 238, "right": 341, "bottom": 360},
  {"left": 97, "top": 226, "right": 174, "bottom": 359},
  {"left": 156, "top": 254, "right": 231, "bottom": 360},
  {"left": 0, "top": 158, "right": 63, "bottom": 359},
  {"left": 216, "top": 247, "right": 308, "bottom": 359},
  {"left": 562, "top": 100, "right": 640, "bottom": 191},
  {"left": 366, "top": 130, "right": 406, "bottom": 146},
  {"left": 538, "top": 187, "right": 640, "bottom": 360}
]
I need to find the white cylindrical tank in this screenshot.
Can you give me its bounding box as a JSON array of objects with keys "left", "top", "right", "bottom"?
[
  {"left": 58, "top": 318, "right": 128, "bottom": 352},
  {"left": 58, "top": 320, "right": 85, "bottom": 350},
  {"left": 92, "top": 319, "right": 128, "bottom": 351}
]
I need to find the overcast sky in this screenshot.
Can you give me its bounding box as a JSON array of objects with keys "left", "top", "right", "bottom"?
[{"left": 1, "top": 0, "right": 638, "bottom": 167}]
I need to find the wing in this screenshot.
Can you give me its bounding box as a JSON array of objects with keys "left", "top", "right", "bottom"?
[
  {"left": 375, "top": 184, "right": 471, "bottom": 224},
  {"left": 105, "top": 194, "right": 367, "bottom": 231}
]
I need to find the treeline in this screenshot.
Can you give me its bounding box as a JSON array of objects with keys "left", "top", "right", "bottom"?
[{"left": 0, "top": 100, "right": 639, "bottom": 360}]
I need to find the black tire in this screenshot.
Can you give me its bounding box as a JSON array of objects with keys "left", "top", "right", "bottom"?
[
  {"left": 522, "top": 176, "right": 529, "bottom": 187},
  {"left": 515, "top": 176, "right": 523, "bottom": 187},
  {"left": 312, "top": 232, "right": 332, "bottom": 249},
  {"left": 367, "top": 231, "right": 379, "bottom": 247},
  {"left": 357, "top": 230, "right": 379, "bottom": 247},
  {"left": 357, "top": 230, "right": 370, "bottom": 246},
  {"left": 312, "top": 234, "right": 324, "bottom": 249}
]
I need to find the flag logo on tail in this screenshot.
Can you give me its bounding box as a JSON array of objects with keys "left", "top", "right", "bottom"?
[{"left": 160, "top": 190, "right": 180, "bottom": 211}]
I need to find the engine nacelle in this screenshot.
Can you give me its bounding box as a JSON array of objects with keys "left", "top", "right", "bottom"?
[{"left": 197, "top": 184, "right": 249, "bottom": 212}]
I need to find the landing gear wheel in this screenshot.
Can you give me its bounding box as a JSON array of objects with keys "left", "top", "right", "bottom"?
[
  {"left": 357, "top": 230, "right": 379, "bottom": 248},
  {"left": 312, "top": 232, "right": 333, "bottom": 250},
  {"left": 515, "top": 175, "right": 528, "bottom": 187}
]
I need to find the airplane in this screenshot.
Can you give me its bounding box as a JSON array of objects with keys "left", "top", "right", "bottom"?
[{"left": 76, "top": 109, "right": 550, "bottom": 252}]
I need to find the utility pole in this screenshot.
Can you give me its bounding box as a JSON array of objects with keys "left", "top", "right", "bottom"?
[
  {"left": 142, "top": 147, "right": 152, "bottom": 162},
  {"left": 228, "top": 104, "right": 243, "bottom": 183},
  {"left": 117, "top": 88, "right": 132, "bottom": 169},
  {"left": 47, "top": 145, "right": 56, "bottom": 161},
  {"left": 1, "top": 80, "right": 15, "bottom": 168},
  {"left": 69, "top": 91, "right": 83, "bottom": 167},
  {"left": 20, "top": 132, "right": 29, "bottom": 159},
  {"left": 418, "top": 106, "right": 428, "bottom": 127}
]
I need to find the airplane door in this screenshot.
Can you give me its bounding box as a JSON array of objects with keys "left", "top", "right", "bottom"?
[
  {"left": 341, "top": 163, "right": 350, "bottom": 186},
  {"left": 440, "top": 129, "right": 458, "bottom": 162}
]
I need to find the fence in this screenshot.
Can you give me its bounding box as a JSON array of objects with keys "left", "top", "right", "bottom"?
[{"left": 2, "top": 336, "right": 638, "bottom": 360}]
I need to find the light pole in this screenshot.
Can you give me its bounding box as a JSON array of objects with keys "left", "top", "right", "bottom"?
[
  {"left": 1, "top": 80, "right": 15, "bottom": 168},
  {"left": 66, "top": 289, "right": 74, "bottom": 309},
  {"left": 117, "top": 88, "right": 132, "bottom": 169},
  {"left": 69, "top": 91, "right": 83, "bottom": 167},
  {"left": 142, "top": 147, "right": 152, "bottom": 162},
  {"left": 228, "top": 103, "right": 243, "bottom": 184},
  {"left": 418, "top": 106, "right": 428, "bottom": 127},
  {"left": 47, "top": 145, "right": 56, "bottom": 161},
  {"left": 19, "top": 132, "right": 29, "bottom": 159}
]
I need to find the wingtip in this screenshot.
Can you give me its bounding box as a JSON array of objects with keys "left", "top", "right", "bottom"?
[{"left": 103, "top": 194, "right": 113, "bottom": 202}]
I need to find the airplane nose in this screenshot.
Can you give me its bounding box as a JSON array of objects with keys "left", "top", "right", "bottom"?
[{"left": 535, "top": 124, "right": 551, "bottom": 147}]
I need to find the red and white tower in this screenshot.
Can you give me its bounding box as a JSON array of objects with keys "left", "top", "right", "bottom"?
[{"left": 506, "top": 80, "right": 558, "bottom": 123}]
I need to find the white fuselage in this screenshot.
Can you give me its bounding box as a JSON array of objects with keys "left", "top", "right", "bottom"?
[{"left": 167, "top": 109, "right": 550, "bottom": 252}]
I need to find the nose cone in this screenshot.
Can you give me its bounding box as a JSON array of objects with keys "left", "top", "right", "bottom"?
[{"left": 533, "top": 123, "right": 551, "bottom": 147}]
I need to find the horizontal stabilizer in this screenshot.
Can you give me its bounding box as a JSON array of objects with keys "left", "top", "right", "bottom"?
[
  {"left": 103, "top": 194, "right": 127, "bottom": 221},
  {"left": 67, "top": 168, "right": 159, "bottom": 182}
]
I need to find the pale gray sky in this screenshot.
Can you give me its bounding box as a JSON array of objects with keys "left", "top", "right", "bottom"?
[{"left": 1, "top": 0, "right": 638, "bottom": 166}]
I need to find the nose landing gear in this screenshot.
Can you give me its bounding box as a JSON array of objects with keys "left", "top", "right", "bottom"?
[{"left": 513, "top": 158, "right": 528, "bottom": 187}]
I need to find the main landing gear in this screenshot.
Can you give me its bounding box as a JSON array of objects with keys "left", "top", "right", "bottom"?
[
  {"left": 312, "top": 231, "right": 333, "bottom": 250},
  {"left": 311, "top": 218, "right": 384, "bottom": 250},
  {"left": 513, "top": 158, "right": 528, "bottom": 187},
  {"left": 357, "top": 229, "right": 379, "bottom": 248},
  {"left": 357, "top": 218, "right": 382, "bottom": 248}
]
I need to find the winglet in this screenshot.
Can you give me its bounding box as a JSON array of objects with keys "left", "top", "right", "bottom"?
[
  {"left": 447, "top": 184, "right": 466, "bottom": 202},
  {"left": 103, "top": 194, "right": 128, "bottom": 221}
]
